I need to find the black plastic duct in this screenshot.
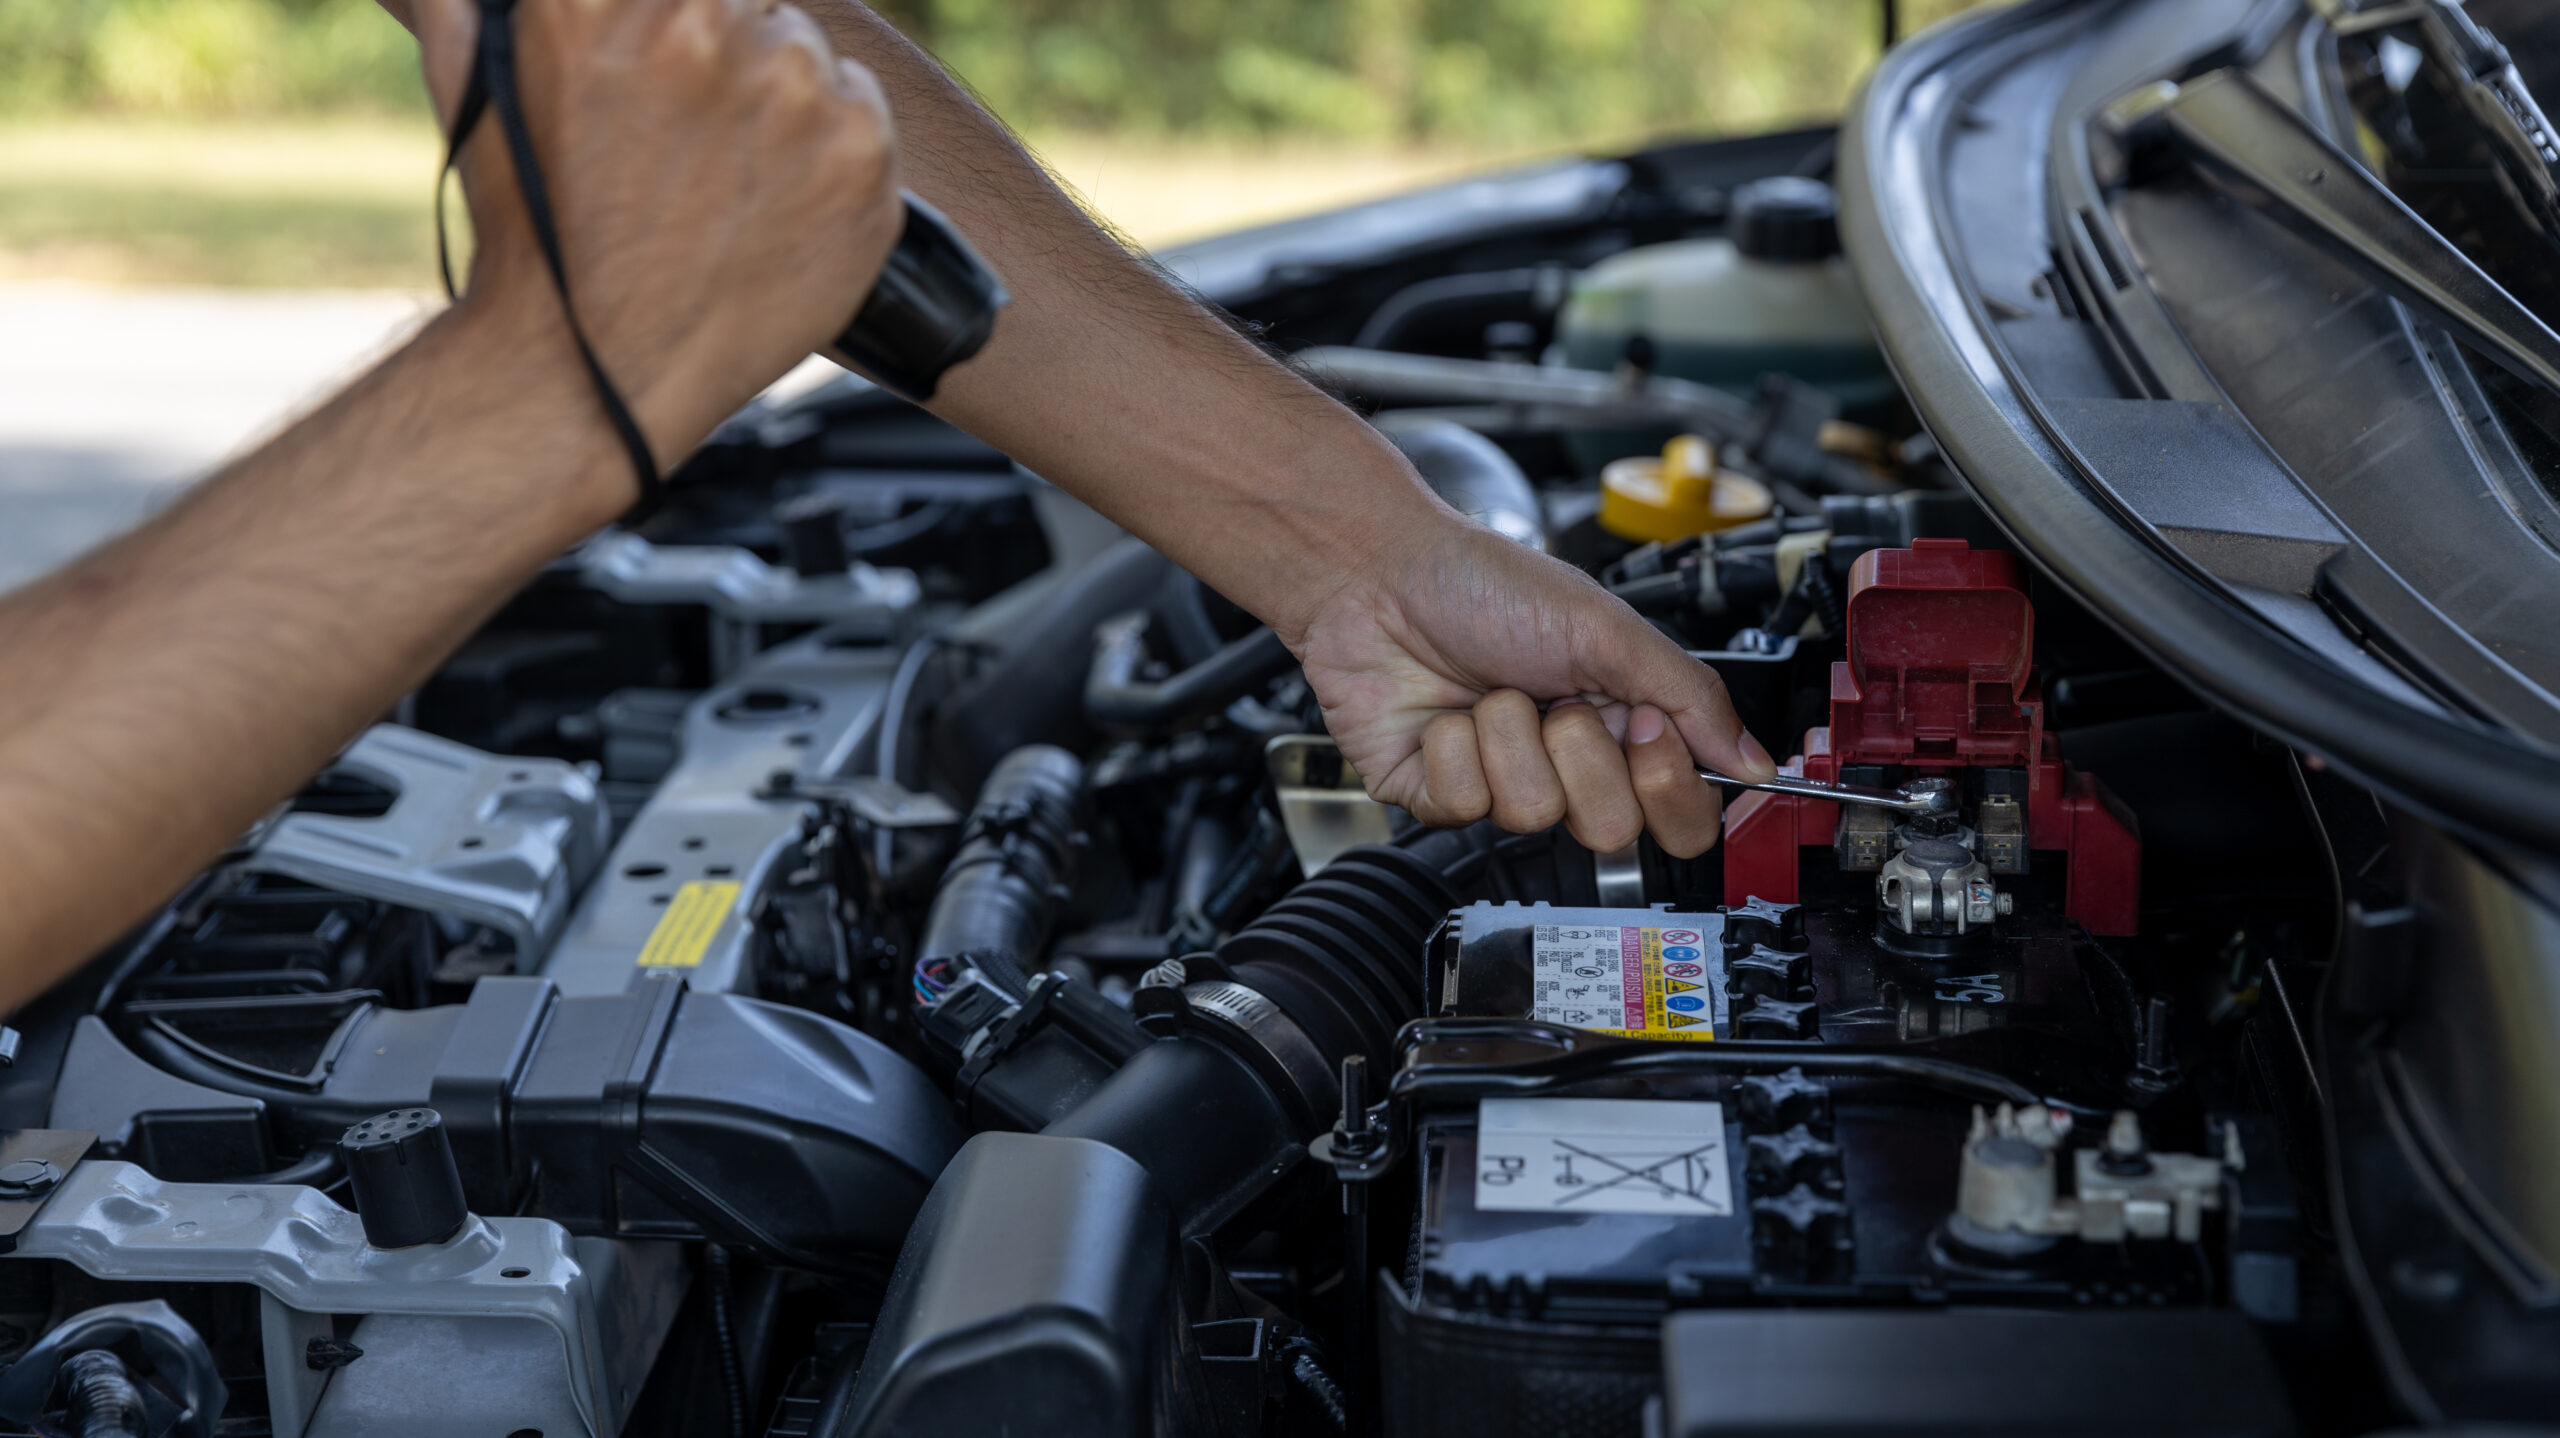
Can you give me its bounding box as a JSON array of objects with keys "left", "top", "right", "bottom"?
[
  {"left": 930, "top": 537, "right": 1174, "bottom": 791},
  {"left": 121, "top": 977, "right": 965, "bottom": 1271},
  {"left": 817, "top": 1132, "right": 1214, "bottom": 1438}
]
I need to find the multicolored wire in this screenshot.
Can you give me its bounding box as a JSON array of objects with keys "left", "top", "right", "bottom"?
[{"left": 912, "top": 956, "right": 955, "bottom": 1006}]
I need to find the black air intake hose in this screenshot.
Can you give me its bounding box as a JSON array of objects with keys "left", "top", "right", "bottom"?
[
  {"left": 959, "top": 842, "right": 1460, "bottom": 1235},
  {"left": 831, "top": 847, "right": 1460, "bottom": 1438},
  {"left": 915, "top": 744, "right": 1085, "bottom": 974},
  {"left": 1207, "top": 843, "right": 1457, "bottom": 1079}
]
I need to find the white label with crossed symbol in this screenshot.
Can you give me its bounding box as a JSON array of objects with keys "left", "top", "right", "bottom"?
[{"left": 1473, "top": 1098, "right": 1733, "bottom": 1216}]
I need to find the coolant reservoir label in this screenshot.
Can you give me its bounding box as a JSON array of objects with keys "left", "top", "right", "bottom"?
[
  {"left": 1474, "top": 1098, "right": 1732, "bottom": 1216},
  {"left": 1530, "top": 923, "right": 1718, "bottom": 1041}
]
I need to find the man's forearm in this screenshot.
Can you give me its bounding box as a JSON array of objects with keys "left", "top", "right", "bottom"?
[
  {"left": 803, "top": 4, "right": 1454, "bottom": 644},
  {"left": 0, "top": 305, "right": 624, "bottom": 1002}
]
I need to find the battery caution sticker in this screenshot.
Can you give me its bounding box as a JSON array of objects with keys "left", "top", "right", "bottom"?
[
  {"left": 1474, "top": 1097, "right": 1733, "bottom": 1216},
  {"left": 1530, "top": 923, "right": 1718, "bottom": 1041}
]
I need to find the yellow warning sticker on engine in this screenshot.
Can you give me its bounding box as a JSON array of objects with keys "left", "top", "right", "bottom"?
[
  {"left": 1529, "top": 923, "right": 1717, "bottom": 1041},
  {"left": 636, "top": 881, "right": 742, "bottom": 968}
]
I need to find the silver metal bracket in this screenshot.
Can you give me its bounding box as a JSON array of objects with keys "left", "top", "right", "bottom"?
[
  {"left": 242, "top": 726, "right": 609, "bottom": 962},
  {"left": 575, "top": 533, "right": 920, "bottom": 677},
  {"left": 1267, "top": 735, "right": 1397, "bottom": 875},
  {"left": 10, "top": 1161, "right": 674, "bottom": 1438}
]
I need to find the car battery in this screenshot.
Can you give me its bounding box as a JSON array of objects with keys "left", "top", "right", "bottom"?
[{"left": 1382, "top": 898, "right": 2220, "bottom": 1438}]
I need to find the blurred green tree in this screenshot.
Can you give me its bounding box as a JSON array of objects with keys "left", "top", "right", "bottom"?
[{"left": 0, "top": 0, "right": 1988, "bottom": 144}]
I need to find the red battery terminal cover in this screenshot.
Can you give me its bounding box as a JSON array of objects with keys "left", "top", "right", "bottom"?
[{"left": 1721, "top": 539, "right": 2140, "bottom": 935}]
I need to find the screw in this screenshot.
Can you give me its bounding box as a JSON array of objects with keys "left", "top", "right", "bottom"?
[{"left": 1904, "top": 777, "right": 1960, "bottom": 835}]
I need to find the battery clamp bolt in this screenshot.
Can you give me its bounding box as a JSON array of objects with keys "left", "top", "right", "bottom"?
[{"left": 1310, "top": 1055, "right": 1398, "bottom": 1183}]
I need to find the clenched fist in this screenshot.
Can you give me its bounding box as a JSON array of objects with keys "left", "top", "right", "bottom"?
[{"left": 403, "top": 0, "right": 906, "bottom": 482}]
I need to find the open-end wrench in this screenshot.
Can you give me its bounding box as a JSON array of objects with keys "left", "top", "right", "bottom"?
[{"left": 1696, "top": 769, "right": 1958, "bottom": 817}]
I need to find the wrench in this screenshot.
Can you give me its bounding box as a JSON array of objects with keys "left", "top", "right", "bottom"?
[{"left": 1696, "top": 770, "right": 1958, "bottom": 817}]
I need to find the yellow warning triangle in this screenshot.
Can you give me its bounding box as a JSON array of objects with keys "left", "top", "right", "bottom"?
[
  {"left": 1665, "top": 1011, "right": 1707, "bottom": 1028},
  {"left": 1664, "top": 977, "right": 1701, "bottom": 994}
]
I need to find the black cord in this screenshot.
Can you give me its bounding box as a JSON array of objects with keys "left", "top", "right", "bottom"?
[
  {"left": 237, "top": 1148, "right": 342, "bottom": 1190},
  {"left": 705, "top": 1246, "right": 746, "bottom": 1438},
  {"left": 841, "top": 499, "right": 960, "bottom": 556},
  {"left": 1394, "top": 1018, "right": 2109, "bottom": 1119},
  {"left": 436, "top": 0, "right": 663, "bottom": 515}
]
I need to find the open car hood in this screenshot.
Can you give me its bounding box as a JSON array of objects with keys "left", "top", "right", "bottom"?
[{"left": 1839, "top": 0, "right": 2560, "bottom": 855}]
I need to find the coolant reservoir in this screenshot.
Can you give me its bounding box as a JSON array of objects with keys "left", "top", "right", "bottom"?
[{"left": 1555, "top": 177, "right": 1892, "bottom": 410}]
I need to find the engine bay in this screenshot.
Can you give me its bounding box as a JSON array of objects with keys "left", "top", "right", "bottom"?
[{"left": 0, "top": 64, "right": 2459, "bottom": 1438}]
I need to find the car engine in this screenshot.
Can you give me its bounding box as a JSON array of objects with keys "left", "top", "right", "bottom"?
[{"left": 2, "top": 4, "right": 2551, "bottom": 1432}]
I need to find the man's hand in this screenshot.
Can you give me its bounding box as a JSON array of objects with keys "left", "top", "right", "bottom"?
[
  {"left": 412, "top": 0, "right": 904, "bottom": 477},
  {"left": 1295, "top": 515, "right": 1778, "bottom": 859}
]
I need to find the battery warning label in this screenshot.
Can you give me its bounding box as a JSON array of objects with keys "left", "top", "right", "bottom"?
[
  {"left": 1474, "top": 1097, "right": 1732, "bottom": 1216},
  {"left": 1530, "top": 924, "right": 1719, "bottom": 1041}
]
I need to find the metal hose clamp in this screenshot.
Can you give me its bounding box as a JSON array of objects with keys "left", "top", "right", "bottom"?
[{"left": 1180, "top": 981, "right": 1341, "bottom": 1126}]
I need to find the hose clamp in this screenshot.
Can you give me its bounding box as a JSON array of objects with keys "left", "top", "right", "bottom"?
[{"left": 1179, "top": 981, "right": 1341, "bottom": 1128}]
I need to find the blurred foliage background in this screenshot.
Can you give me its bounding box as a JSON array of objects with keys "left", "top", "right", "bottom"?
[
  {"left": 0, "top": 0, "right": 1988, "bottom": 140},
  {"left": 871, "top": 0, "right": 1987, "bottom": 147},
  {"left": 0, "top": 0, "right": 421, "bottom": 115},
  {"left": 0, "top": 0, "right": 1990, "bottom": 284}
]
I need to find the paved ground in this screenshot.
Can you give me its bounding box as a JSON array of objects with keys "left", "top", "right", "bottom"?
[
  {"left": 0, "top": 283, "right": 436, "bottom": 591},
  {"left": 0, "top": 285, "right": 873, "bottom": 596}
]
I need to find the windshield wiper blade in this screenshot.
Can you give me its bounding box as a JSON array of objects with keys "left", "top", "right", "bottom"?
[
  {"left": 2112, "top": 67, "right": 2560, "bottom": 400},
  {"left": 2315, "top": 0, "right": 2560, "bottom": 239}
]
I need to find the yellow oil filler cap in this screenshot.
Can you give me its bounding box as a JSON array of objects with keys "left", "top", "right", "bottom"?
[{"left": 1597, "top": 435, "right": 1773, "bottom": 543}]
